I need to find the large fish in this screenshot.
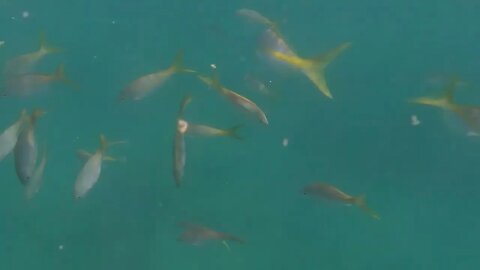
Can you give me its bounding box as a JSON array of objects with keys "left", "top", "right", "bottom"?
[
  {"left": 14, "top": 109, "right": 45, "bottom": 186},
  {"left": 0, "top": 110, "right": 28, "bottom": 162}
]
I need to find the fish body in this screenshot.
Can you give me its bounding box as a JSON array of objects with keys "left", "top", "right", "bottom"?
[
  {"left": 5, "top": 65, "right": 69, "bottom": 97},
  {"left": 197, "top": 74, "right": 268, "bottom": 125},
  {"left": 73, "top": 134, "right": 123, "bottom": 199},
  {"left": 411, "top": 78, "right": 480, "bottom": 132},
  {"left": 25, "top": 150, "right": 47, "bottom": 200},
  {"left": 236, "top": 8, "right": 277, "bottom": 30},
  {"left": 173, "top": 120, "right": 187, "bottom": 187},
  {"left": 304, "top": 182, "right": 380, "bottom": 220},
  {"left": 187, "top": 123, "right": 242, "bottom": 139},
  {"left": 0, "top": 110, "right": 28, "bottom": 161},
  {"left": 14, "top": 126, "right": 38, "bottom": 185},
  {"left": 4, "top": 33, "right": 61, "bottom": 76},
  {"left": 119, "top": 52, "right": 194, "bottom": 101},
  {"left": 178, "top": 222, "right": 244, "bottom": 245},
  {"left": 14, "top": 109, "right": 45, "bottom": 185},
  {"left": 74, "top": 151, "right": 103, "bottom": 199}
]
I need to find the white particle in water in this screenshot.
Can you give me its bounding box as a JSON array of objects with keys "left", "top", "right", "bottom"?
[{"left": 22, "top": 11, "right": 30, "bottom": 18}]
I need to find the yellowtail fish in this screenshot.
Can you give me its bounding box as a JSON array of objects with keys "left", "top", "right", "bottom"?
[
  {"left": 14, "top": 109, "right": 46, "bottom": 186},
  {"left": 177, "top": 222, "right": 245, "bottom": 246},
  {"left": 411, "top": 77, "right": 480, "bottom": 133},
  {"left": 303, "top": 182, "right": 380, "bottom": 220},
  {"left": 5, "top": 64, "right": 72, "bottom": 97},
  {"left": 25, "top": 148, "right": 47, "bottom": 200},
  {"left": 74, "top": 134, "right": 125, "bottom": 199},
  {"left": 173, "top": 96, "right": 192, "bottom": 187},
  {"left": 187, "top": 123, "right": 242, "bottom": 140},
  {"left": 260, "top": 28, "right": 351, "bottom": 99},
  {"left": 236, "top": 8, "right": 278, "bottom": 32},
  {"left": 4, "top": 33, "right": 62, "bottom": 76},
  {"left": 0, "top": 110, "right": 28, "bottom": 162},
  {"left": 119, "top": 52, "right": 195, "bottom": 101},
  {"left": 197, "top": 73, "right": 268, "bottom": 125}
]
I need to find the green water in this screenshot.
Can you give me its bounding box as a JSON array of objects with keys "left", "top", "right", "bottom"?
[{"left": 1, "top": 1, "right": 480, "bottom": 269}]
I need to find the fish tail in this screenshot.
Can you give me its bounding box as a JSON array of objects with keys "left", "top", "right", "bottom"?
[
  {"left": 353, "top": 195, "right": 380, "bottom": 220},
  {"left": 99, "top": 134, "right": 127, "bottom": 152},
  {"left": 39, "top": 32, "right": 63, "bottom": 54},
  {"left": 303, "top": 42, "right": 352, "bottom": 99},
  {"left": 410, "top": 77, "right": 460, "bottom": 111},
  {"left": 224, "top": 234, "right": 245, "bottom": 244},
  {"left": 170, "top": 51, "right": 196, "bottom": 73},
  {"left": 224, "top": 124, "right": 243, "bottom": 140},
  {"left": 53, "top": 64, "right": 78, "bottom": 89}
]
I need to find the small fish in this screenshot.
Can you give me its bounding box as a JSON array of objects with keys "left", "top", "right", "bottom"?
[
  {"left": 177, "top": 222, "right": 244, "bottom": 246},
  {"left": 0, "top": 110, "right": 28, "bottom": 162},
  {"left": 236, "top": 8, "right": 278, "bottom": 31},
  {"left": 14, "top": 109, "right": 46, "bottom": 186},
  {"left": 5, "top": 64, "right": 72, "bottom": 97},
  {"left": 197, "top": 73, "right": 268, "bottom": 125},
  {"left": 173, "top": 96, "right": 192, "bottom": 187},
  {"left": 411, "top": 77, "right": 480, "bottom": 133},
  {"left": 25, "top": 148, "right": 47, "bottom": 200},
  {"left": 187, "top": 123, "right": 242, "bottom": 140},
  {"left": 4, "top": 33, "right": 62, "bottom": 76},
  {"left": 119, "top": 52, "right": 195, "bottom": 101},
  {"left": 74, "top": 134, "right": 125, "bottom": 199},
  {"left": 303, "top": 182, "right": 380, "bottom": 220}
]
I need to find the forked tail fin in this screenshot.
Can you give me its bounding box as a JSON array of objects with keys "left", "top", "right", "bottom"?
[{"left": 353, "top": 195, "right": 380, "bottom": 220}]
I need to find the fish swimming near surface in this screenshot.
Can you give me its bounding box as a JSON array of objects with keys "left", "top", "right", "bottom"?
[
  {"left": 411, "top": 77, "right": 480, "bottom": 133},
  {"left": 177, "top": 222, "right": 245, "bottom": 246},
  {"left": 303, "top": 182, "right": 380, "bottom": 220},
  {"left": 0, "top": 110, "right": 29, "bottom": 162},
  {"left": 197, "top": 72, "right": 269, "bottom": 125},
  {"left": 5, "top": 64, "right": 73, "bottom": 97},
  {"left": 3, "top": 32, "right": 62, "bottom": 76},
  {"left": 14, "top": 109, "right": 46, "bottom": 186},
  {"left": 173, "top": 96, "right": 192, "bottom": 187},
  {"left": 119, "top": 52, "right": 195, "bottom": 101},
  {"left": 25, "top": 148, "right": 47, "bottom": 200},
  {"left": 74, "top": 134, "right": 125, "bottom": 199},
  {"left": 259, "top": 28, "right": 351, "bottom": 99}
]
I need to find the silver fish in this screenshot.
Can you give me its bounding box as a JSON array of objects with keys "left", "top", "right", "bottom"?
[
  {"left": 14, "top": 109, "right": 45, "bottom": 186},
  {"left": 0, "top": 110, "right": 28, "bottom": 162},
  {"left": 25, "top": 149, "right": 47, "bottom": 200}
]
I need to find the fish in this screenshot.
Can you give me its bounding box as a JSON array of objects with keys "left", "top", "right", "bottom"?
[
  {"left": 4, "top": 32, "right": 62, "bottom": 76},
  {"left": 177, "top": 222, "right": 244, "bottom": 246},
  {"left": 173, "top": 96, "right": 192, "bottom": 187},
  {"left": 236, "top": 8, "right": 278, "bottom": 32},
  {"left": 25, "top": 148, "right": 47, "bottom": 200},
  {"left": 0, "top": 110, "right": 29, "bottom": 162},
  {"left": 119, "top": 52, "right": 195, "bottom": 101},
  {"left": 73, "top": 134, "right": 125, "bottom": 199},
  {"left": 5, "top": 64, "right": 72, "bottom": 97},
  {"left": 14, "top": 109, "right": 46, "bottom": 186},
  {"left": 303, "top": 182, "right": 380, "bottom": 220},
  {"left": 197, "top": 73, "right": 268, "bottom": 125},
  {"left": 187, "top": 123, "right": 242, "bottom": 140},
  {"left": 259, "top": 28, "right": 351, "bottom": 99},
  {"left": 410, "top": 77, "right": 480, "bottom": 133}
]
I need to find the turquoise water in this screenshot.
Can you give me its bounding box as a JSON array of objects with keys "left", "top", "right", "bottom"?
[{"left": 1, "top": 1, "right": 480, "bottom": 269}]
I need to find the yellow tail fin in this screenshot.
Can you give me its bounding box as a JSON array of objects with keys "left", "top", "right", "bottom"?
[
  {"left": 410, "top": 77, "right": 460, "bottom": 111},
  {"left": 304, "top": 42, "right": 352, "bottom": 99},
  {"left": 39, "top": 32, "right": 63, "bottom": 54},
  {"left": 170, "top": 51, "right": 196, "bottom": 73},
  {"left": 353, "top": 195, "right": 380, "bottom": 220},
  {"left": 99, "top": 134, "right": 127, "bottom": 153}
]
